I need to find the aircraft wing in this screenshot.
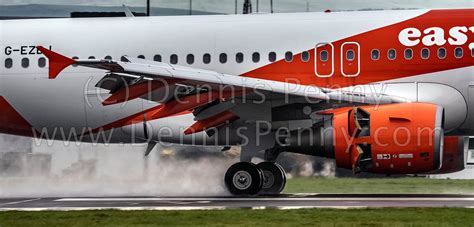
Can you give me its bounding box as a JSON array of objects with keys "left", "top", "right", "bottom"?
[
  {"left": 38, "top": 46, "right": 404, "bottom": 105},
  {"left": 38, "top": 46, "right": 329, "bottom": 100},
  {"left": 38, "top": 46, "right": 406, "bottom": 135}
]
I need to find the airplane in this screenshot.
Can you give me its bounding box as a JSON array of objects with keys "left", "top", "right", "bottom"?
[{"left": 0, "top": 8, "right": 472, "bottom": 195}]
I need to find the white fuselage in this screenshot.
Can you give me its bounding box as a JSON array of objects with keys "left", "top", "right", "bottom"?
[{"left": 1, "top": 10, "right": 473, "bottom": 144}]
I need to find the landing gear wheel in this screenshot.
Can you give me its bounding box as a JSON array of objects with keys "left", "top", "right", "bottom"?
[
  {"left": 225, "top": 162, "right": 263, "bottom": 196},
  {"left": 257, "top": 162, "right": 286, "bottom": 195}
]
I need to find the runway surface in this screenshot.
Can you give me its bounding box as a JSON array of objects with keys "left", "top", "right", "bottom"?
[{"left": 1, "top": 194, "right": 474, "bottom": 211}]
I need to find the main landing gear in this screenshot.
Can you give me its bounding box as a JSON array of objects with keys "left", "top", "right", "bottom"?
[{"left": 224, "top": 162, "right": 286, "bottom": 196}]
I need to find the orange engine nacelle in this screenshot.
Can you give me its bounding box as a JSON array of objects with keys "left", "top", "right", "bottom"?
[
  {"left": 278, "top": 103, "right": 445, "bottom": 175},
  {"left": 332, "top": 103, "right": 444, "bottom": 174}
]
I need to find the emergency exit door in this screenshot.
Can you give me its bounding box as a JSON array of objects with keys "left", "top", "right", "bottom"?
[
  {"left": 315, "top": 43, "right": 334, "bottom": 77},
  {"left": 341, "top": 42, "right": 360, "bottom": 77}
]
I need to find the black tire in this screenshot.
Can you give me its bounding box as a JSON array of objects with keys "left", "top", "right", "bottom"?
[
  {"left": 225, "top": 162, "right": 263, "bottom": 196},
  {"left": 257, "top": 162, "right": 286, "bottom": 194}
]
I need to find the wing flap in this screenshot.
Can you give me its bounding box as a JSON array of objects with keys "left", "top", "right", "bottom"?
[{"left": 184, "top": 111, "right": 239, "bottom": 135}]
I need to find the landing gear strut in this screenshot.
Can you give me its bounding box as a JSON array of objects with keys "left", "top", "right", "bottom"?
[{"left": 224, "top": 162, "right": 286, "bottom": 196}]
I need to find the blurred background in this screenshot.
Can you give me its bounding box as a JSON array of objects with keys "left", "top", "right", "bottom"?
[
  {"left": 1, "top": 0, "right": 474, "bottom": 18},
  {"left": 1, "top": 0, "right": 474, "bottom": 197}
]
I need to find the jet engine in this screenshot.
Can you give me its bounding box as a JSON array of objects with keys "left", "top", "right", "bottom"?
[{"left": 277, "top": 103, "right": 445, "bottom": 174}]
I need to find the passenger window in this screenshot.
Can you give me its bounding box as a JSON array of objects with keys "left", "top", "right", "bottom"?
[
  {"left": 268, "top": 52, "right": 277, "bottom": 62},
  {"left": 236, "top": 52, "right": 244, "bottom": 63},
  {"left": 203, "top": 53, "right": 211, "bottom": 64},
  {"left": 154, "top": 55, "right": 162, "bottom": 62},
  {"left": 170, "top": 54, "right": 178, "bottom": 64},
  {"left": 320, "top": 50, "right": 329, "bottom": 62},
  {"left": 104, "top": 56, "right": 112, "bottom": 60},
  {"left": 285, "top": 51, "right": 293, "bottom": 62},
  {"left": 438, "top": 48, "right": 446, "bottom": 59},
  {"left": 88, "top": 56, "right": 96, "bottom": 59},
  {"left": 252, "top": 52, "right": 260, "bottom": 63},
  {"left": 455, "top": 47, "right": 463, "bottom": 59},
  {"left": 371, "top": 49, "right": 380, "bottom": 60},
  {"left": 21, "top": 58, "right": 29, "bottom": 68},
  {"left": 404, "top": 48, "right": 413, "bottom": 60},
  {"left": 187, "top": 54, "right": 194, "bottom": 64},
  {"left": 137, "top": 55, "right": 145, "bottom": 59},
  {"left": 346, "top": 50, "right": 355, "bottom": 61},
  {"left": 4, "top": 58, "right": 12, "bottom": 69},
  {"left": 38, "top": 57, "right": 46, "bottom": 68},
  {"left": 219, "top": 53, "right": 227, "bottom": 63},
  {"left": 301, "top": 51, "right": 310, "bottom": 62},
  {"left": 421, "top": 48, "right": 430, "bottom": 59},
  {"left": 388, "top": 49, "right": 396, "bottom": 60}
]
